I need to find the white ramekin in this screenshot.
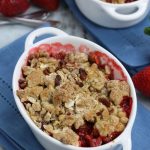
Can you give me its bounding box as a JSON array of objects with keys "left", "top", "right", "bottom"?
[
  {"left": 13, "top": 27, "right": 137, "bottom": 150},
  {"left": 75, "top": 0, "right": 150, "bottom": 28}
]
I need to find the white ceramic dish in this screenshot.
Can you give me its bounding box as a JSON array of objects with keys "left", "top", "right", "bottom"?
[
  {"left": 75, "top": 0, "right": 150, "bottom": 28},
  {"left": 13, "top": 27, "right": 137, "bottom": 150}
]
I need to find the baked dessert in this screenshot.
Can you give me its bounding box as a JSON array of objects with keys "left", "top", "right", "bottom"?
[
  {"left": 102, "top": 0, "right": 136, "bottom": 4},
  {"left": 17, "top": 43, "right": 132, "bottom": 147}
]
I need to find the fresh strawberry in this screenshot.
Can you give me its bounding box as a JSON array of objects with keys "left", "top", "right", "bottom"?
[
  {"left": 132, "top": 66, "right": 150, "bottom": 97},
  {"left": 31, "top": 0, "right": 60, "bottom": 11},
  {"left": 0, "top": 1, "right": 2, "bottom": 12},
  {"left": 0, "top": 0, "right": 30, "bottom": 17}
]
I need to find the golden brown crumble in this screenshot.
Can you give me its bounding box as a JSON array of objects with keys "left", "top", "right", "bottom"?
[{"left": 17, "top": 45, "right": 131, "bottom": 147}]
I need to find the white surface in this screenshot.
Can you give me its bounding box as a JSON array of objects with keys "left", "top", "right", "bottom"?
[
  {"left": 0, "top": 4, "right": 150, "bottom": 110},
  {"left": 0, "top": 25, "right": 32, "bottom": 48},
  {"left": 0, "top": 5, "right": 91, "bottom": 48}
]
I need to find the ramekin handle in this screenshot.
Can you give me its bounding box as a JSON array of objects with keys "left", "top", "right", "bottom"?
[
  {"left": 121, "top": 132, "right": 132, "bottom": 150},
  {"left": 25, "top": 27, "right": 68, "bottom": 51},
  {"left": 101, "top": 0, "right": 148, "bottom": 22}
]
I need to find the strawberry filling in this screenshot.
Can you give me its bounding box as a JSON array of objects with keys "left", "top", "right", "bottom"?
[
  {"left": 28, "top": 43, "right": 127, "bottom": 81},
  {"left": 74, "top": 123, "right": 121, "bottom": 147},
  {"left": 74, "top": 123, "right": 102, "bottom": 147},
  {"left": 88, "top": 51, "right": 126, "bottom": 80},
  {"left": 106, "top": 0, "right": 136, "bottom": 3},
  {"left": 120, "top": 96, "right": 133, "bottom": 118},
  {"left": 28, "top": 43, "right": 76, "bottom": 61}
]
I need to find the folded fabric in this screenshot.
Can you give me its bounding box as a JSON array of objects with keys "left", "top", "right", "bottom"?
[
  {"left": 0, "top": 32, "right": 45, "bottom": 150},
  {"left": 65, "top": 0, "right": 150, "bottom": 69},
  {"left": 0, "top": 132, "right": 17, "bottom": 150},
  {"left": 0, "top": 129, "right": 22, "bottom": 150}
]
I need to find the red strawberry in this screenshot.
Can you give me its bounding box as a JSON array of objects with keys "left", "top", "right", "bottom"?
[
  {"left": 0, "top": 0, "right": 30, "bottom": 17},
  {"left": 132, "top": 66, "right": 150, "bottom": 97},
  {"left": 0, "top": 1, "right": 2, "bottom": 12},
  {"left": 31, "top": 0, "right": 60, "bottom": 11}
]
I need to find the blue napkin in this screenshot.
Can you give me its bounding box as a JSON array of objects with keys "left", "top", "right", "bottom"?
[
  {"left": 64, "top": 0, "right": 150, "bottom": 69},
  {"left": 0, "top": 32, "right": 45, "bottom": 150}
]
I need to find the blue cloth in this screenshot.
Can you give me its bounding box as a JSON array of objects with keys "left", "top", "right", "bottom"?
[
  {"left": 65, "top": 0, "right": 150, "bottom": 69},
  {"left": 0, "top": 33, "right": 45, "bottom": 150}
]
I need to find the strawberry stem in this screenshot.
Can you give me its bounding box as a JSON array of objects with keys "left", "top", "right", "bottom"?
[{"left": 144, "top": 27, "right": 150, "bottom": 36}]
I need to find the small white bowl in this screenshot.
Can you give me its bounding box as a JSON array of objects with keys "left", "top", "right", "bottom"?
[
  {"left": 75, "top": 0, "right": 150, "bottom": 28},
  {"left": 13, "top": 27, "right": 137, "bottom": 150}
]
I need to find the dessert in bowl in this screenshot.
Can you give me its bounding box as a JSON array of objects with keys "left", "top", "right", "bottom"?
[
  {"left": 102, "top": 0, "right": 137, "bottom": 4},
  {"left": 75, "top": 0, "right": 150, "bottom": 28},
  {"left": 13, "top": 27, "right": 137, "bottom": 150}
]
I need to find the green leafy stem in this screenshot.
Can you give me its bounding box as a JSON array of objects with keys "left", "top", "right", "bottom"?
[{"left": 144, "top": 27, "right": 150, "bottom": 36}]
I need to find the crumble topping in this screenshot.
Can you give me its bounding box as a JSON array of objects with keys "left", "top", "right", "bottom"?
[
  {"left": 107, "top": 80, "right": 130, "bottom": 105},
  {"left": 53, "top": 127, "right": 79, "bottom": 146},
  {"left": 17, "top": 43, "right": 132, "bottom": 147}
]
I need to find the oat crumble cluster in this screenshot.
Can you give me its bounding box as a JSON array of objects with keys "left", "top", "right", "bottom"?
[{"left": 17, "top": 43, "right": 132, "bottom": 147}]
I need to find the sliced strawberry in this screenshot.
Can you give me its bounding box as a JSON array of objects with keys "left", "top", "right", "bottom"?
[
  {"left": 75, "top": 123, "right": 103, "bottom": 147},
  {"left": 50, "top": 42, "right": 63, "bottom": 53},
  {"left": 1, "top": 0, "right": 30, "bottom": 17},
  {"left": 31, "top": 0, "right": 60, "bottom": 11},
  {"left": 120, "top": 96, "right": 132, "bottom": 117},
  {"left": 63, "top": 44, "right": 75, "bottom": 53},
  {"left": 85, "top": 135, "right": 102, "bottom": 147},
  {"left": 101, "top": 131, "right": 121, "bottom": 144},
  {"left": 88, "top": 51, "right": 101, "bottom": 65},
  {"left": 79, "top": 45, "right": 90, "bottom": 53},
  {"left": 38, "top": 44, "right": 51, "bottom": 53}
]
